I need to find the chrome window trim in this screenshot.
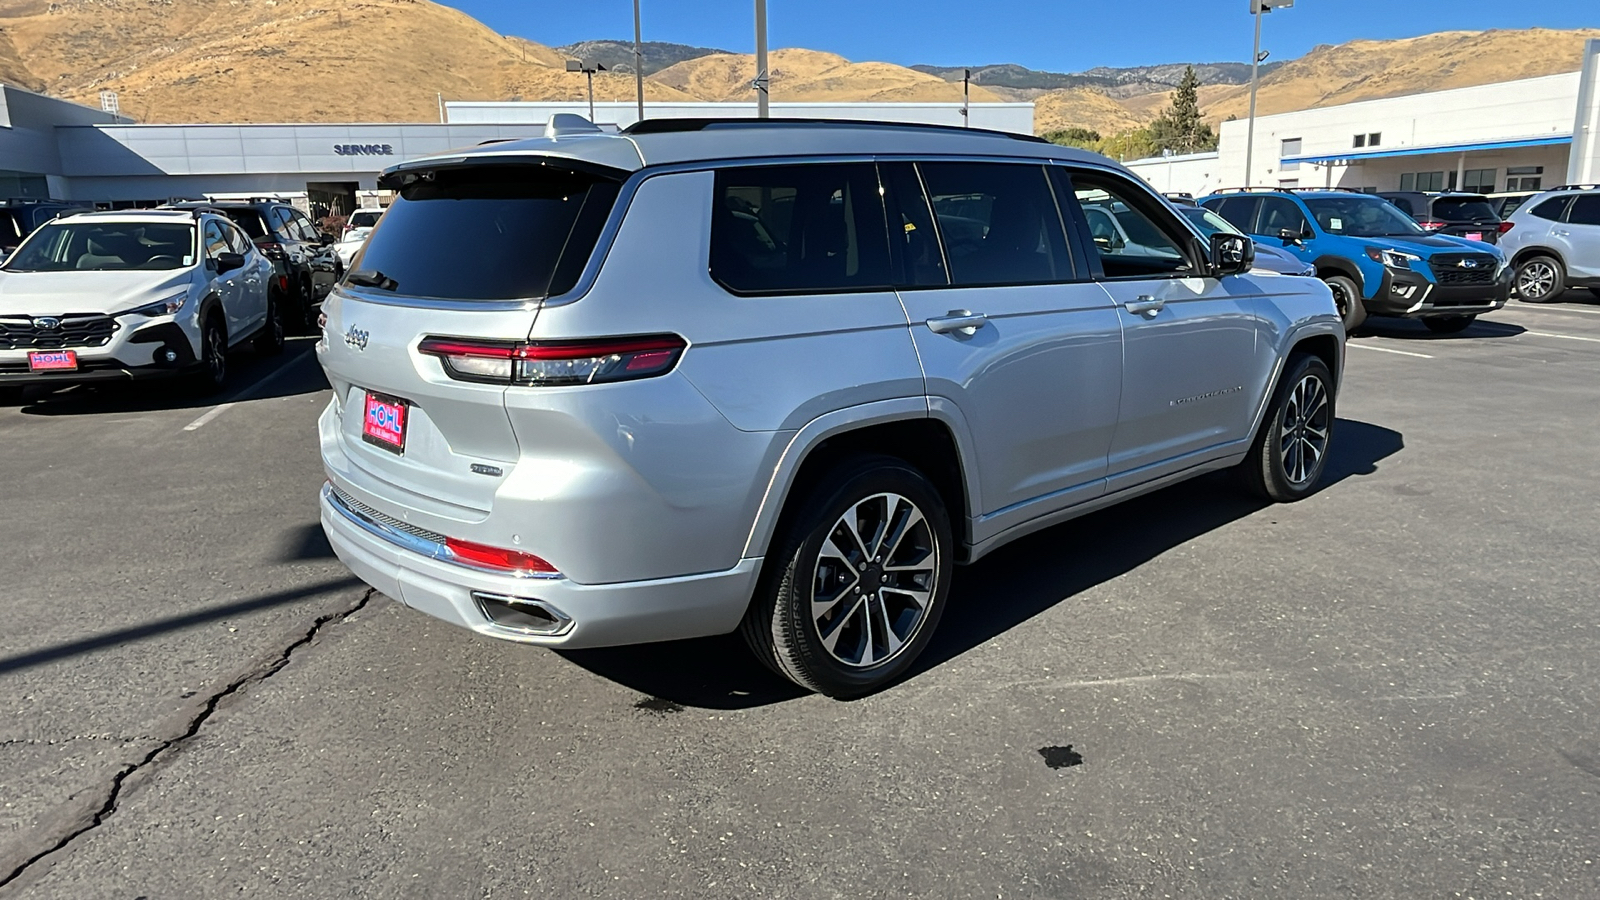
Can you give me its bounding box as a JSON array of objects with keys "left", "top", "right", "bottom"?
[{"left": 323, "top": 483, "right": 564, "bottom": 581}]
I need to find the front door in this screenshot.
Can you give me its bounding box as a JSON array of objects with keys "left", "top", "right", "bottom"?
[
  {"left": 1062, "top": 168, "right": 1269, "bottom": 490},
  {"left": 882, "top": 161, "right": 1123, "bottom": 540},
  {"left": 201, "top": 218, "right": 246, "bottom": 341}
]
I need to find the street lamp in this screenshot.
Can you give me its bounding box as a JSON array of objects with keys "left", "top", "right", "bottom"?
[
  {"left": 565, "top": 59, "right": 608, "bottom": 121},
  {"left": 1244, "top": 0, "right": 1293, "bottom": 186},
  {"left": 962, "top": 68, "right": 971, "bottom": 127},
  {"left": 633, "top": 0, "right": 644, "bottom": 123},
  {"left": 753, "top": 0, "right": 769, "bottom": 118}
]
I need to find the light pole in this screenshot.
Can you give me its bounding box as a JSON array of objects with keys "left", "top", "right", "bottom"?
[
  {"left": 754, "top": 0, "right": 769, "bottom": 118},
  {"left": 962, "top": 68, "right": 971, "bottom": 127},
  {"left": 633, "top": 0, "right": 645, "bottom": 123},
  {"left": 1244, "top": 0, "right": 1293, "bottom": 186},
  {"left": 566, "top": 59, "right": 607, "bottom": 121}
]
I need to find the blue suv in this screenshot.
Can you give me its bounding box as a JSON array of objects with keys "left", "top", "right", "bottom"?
[{"left": 1200, "top": 189, "right": 1510, "bottom": 333}]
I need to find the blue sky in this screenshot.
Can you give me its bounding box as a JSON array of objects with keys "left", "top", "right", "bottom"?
[{"left": 443, "top": 0, "right": 1594, "bottom": 71}]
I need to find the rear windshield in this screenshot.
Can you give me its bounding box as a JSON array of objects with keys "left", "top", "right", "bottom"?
[
  {"left": 221, "top": 209, "right": 269, "bottom": 239},
  {"left": 349, "top": 211, "right": 382, "bottom": 228},
  {"left": 1432, "top": 198, "right": 1497, "bottom": 221},
  {"left": 351, "top": 165, "right": 620, "bottom": 301},
  {"left": 2, "top": 221, "right": 195, "bottom": 272}
]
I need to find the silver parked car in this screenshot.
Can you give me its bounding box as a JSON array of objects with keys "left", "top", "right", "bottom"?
[
  {"left": 317, "top": 117, "right": 1344, "bottom": 697},
  {"left": 1177, "top": 204, "right": 1317, "bottom": 276},
  {"left": 1501, "top": 185, "right": 1600, "bottom": 302}
]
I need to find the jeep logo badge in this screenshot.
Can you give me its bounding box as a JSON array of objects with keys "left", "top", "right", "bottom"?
[{"left": 344, "top": 326, "right": 369, "bottom": 351}]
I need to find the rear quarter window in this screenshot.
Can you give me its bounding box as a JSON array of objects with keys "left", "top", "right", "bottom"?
[
  {"left": 1528, "top": 197, "right": 1570, "bottom": 221},
  {"left": 352, "top": 165, "right": 620, "bottom": 301}
]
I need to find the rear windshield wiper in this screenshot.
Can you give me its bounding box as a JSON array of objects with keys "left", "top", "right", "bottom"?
[{"left": 347, "top": 269, "right": 398, "bottom": 291}]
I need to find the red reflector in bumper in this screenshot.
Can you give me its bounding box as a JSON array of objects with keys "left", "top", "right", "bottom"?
[{"left": 444, "top": 537, "right": 558, "bottom": 576}]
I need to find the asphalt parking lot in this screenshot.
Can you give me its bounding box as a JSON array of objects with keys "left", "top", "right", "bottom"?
[{"left": 2, "top": 295, "right": 1598, "bottom": 898}]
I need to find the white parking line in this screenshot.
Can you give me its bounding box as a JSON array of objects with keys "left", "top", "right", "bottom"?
[
  {"left": 1347, "top": 343, "right": 1434, "bottom": 359},
  {"left": 1523, "top": 330, "right": 1600, "bottom": 345},
  {"left": 183, "top": 345, "right": 315, "bottom": 432},
  {"left": 1500, "top": 303, "right": 1600, "bottom": 317}
]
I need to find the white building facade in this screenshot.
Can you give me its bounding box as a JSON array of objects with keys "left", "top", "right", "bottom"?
[{"left": 1128, "top": 38, "right": 1600, "bottom": 198}]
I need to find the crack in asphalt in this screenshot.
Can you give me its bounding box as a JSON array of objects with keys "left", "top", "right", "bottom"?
[
  {"left": 0, "top": 589, "right": 374, "bottom": 889},
  {"left": 0, "top": 735, "right": 159, "bottom": 749}
]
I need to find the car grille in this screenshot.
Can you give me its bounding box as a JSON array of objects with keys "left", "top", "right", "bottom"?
[
  {"left": 1429, "top": 254, "right": 1497, "bottom": 286},
  {"left": 0, "top": 315, "right": 118, "bottom": 350}
]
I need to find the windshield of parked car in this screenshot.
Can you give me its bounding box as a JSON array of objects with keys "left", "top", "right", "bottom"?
[
  {"left": 349, "top": 211, "right": 382, "bottom": 228},
  {"left": 1303, "top": 196, "right": 1424, "bottom": 237},
  {"left": 220, "top": 209, "right": 269, "bottom": 239},
  {"left": 1431, "top": 197, "right": 1498, "bottom": 221},
  {"left": 1180, "top": 206, "right": 1243, "bottom": 237},
  {"left": 0, "top": 221, "right": 195, "bottom": 272}
]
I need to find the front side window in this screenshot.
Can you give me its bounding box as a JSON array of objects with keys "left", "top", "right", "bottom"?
[
  {"left": 2, "top": 221, "right": 195, "bottom": 272},
  {"left": 1303, "top": 196, "right": 1424, "bottom": 238},
  {"left": 710, "top": 163, "right": 891, "bottom": 295},
  {"left": 1179, "top": 206, "right": 1243, "bottom": 238},
  {"left": 916, "top": 162, "right": 1071, "bottom": 287},
  {"left": 1567, "top": 194, "right": 1600, "bottom": 226},
  {"left": 203, "top": 220, "right": 230, "bottom": 259},
  {"left": 1068, "top": 171, "right": 1191, "bottom": 278}
]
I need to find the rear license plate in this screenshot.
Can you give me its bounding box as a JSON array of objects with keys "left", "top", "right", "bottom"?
[
  {"left": 362, "top": 391, "right": 409, "bottom": 455},
  {"left": 28, "top": 350, "right": 77, "bottom": 371},
  {"left": 1465, "top": 232, "right": 1483, "bottom": 241}
]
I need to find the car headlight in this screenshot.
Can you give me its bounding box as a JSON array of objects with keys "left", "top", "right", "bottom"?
[
  {"left": 1364, "top": 247, "right": 1420, "bottom": 270},
  {"left": 119, "top": 292, "right": 189, "bottom": 318}
]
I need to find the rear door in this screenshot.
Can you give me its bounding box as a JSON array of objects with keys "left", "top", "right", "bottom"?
[
  {"left": 886, "top": 160, "right": 1123, "bottom": 531},
  {"left": 317, "top": 163, "right": 621, "bottom": 521},
  {"left": 1556, "top": 194, "right": 1600, "bottom": 280},
  {"left": 1064, "top": 168, "right": 1268, "bottom": 488}
]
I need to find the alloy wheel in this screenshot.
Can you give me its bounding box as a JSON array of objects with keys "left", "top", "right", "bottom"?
[
  {"left": 1517, "top": 261, "right": 1555, "bottom": 300},
  {"left": 1279, "top": 374, "right": 1330, "bottom": 486},
  {"left": 810, "top": 492, "right": 939, "bottom": 669},
  {"left": 206, "top": 322, "right": 226, "bottom": 385}
]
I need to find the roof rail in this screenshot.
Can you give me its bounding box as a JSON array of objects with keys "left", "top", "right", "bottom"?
[
  {"left": 1209, "top": 186, "right": 1369, "bottom": 195},
  {"left": 620, "top": 116, "right": 1050, "bottom": 144},
  {"left": 1550, "top": 184, "right": 1600, "bottom": 192}
]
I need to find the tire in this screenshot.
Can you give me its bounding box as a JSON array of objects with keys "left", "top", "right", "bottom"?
[
  {"left": 1239, "top": 354, "right": 1336, "bottom": 503},
  {"left": 0, "top": 386, "right": 24, "bottom": 406},
  {"left": 1589, "top": 287, "right": 1600, "bottom": 301},
  {"left": 254, "top": 290, "right": 285, "bottom": 355},
  {"left": 190, "top": 315, "right": 228, "bottom": 395},
  {"left": 740, "top": 456, "right": 954, "bottom": 698},
  {"left": 296, "top": 276, "right": 317, "bottom": 334},
  {"left": 1423, "top": 315, "right": 1475, "bottom": 334},
  {"left": 1323, "top": 274, "right": 1366, "bottom": 332},
  {"left": 1514, "top": 256, "right": 1565, "bottom": 303}
]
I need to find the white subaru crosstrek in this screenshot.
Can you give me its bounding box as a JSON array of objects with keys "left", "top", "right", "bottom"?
[{"left": 0, "top": 208, "right": 283, "bottom": 400}]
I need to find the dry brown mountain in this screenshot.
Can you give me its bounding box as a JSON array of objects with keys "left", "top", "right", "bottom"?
[
  {"left": 651, "top": 47, "right": 1005, "bottom": 104},
  {"left": 0, "top": 3, "right": 1595, "bottom": 136}
]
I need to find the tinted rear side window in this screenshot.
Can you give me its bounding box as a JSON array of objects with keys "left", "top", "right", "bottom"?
[
  {"left": 1567, "top": 194, "right": 1600, "bottom": 226},
  {"left": 1207, "top": 196, "right": 1262, "bottom": 234},
  {"left": 1528, "top": 197, "right": 1570, "bottom": 221},
  {"left": 222, "top": 210, "right": 268, "bottom": 239},
  {"left": 1432, "top": 198, "right": 1497, "bottom": 220},
  {"left": 918, "top": 162, "right": 1071, "bottom": 287},
  {"left": 711, "top": 163, "right": 891, "bottom": 295},
  {"left": 354, "top": 165, "right": 620, "bottom": 301}
]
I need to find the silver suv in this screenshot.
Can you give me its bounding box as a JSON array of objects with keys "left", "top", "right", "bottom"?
[
  {"left": 1502, "top": 185, "right": 1600, "bottom": 303},
  {"left": 317, "top": 117, "right": 1344, "bottom": 697}
]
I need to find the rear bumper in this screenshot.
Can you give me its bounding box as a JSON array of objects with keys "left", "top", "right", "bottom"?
[
  {"left": 1365, "top": 266, "right": 1510, "bottom": 318},
  {"left": 320, "top": 482, "right": 762, "bottom": 649}
]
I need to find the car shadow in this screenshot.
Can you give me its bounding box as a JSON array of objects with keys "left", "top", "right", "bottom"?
[
  {"left": 16, "top": 338, "right": 326, "bottom": 416},
  {"left": 1353, "top": 318, "right": 1525, "bottom": 341},
  {"left": 557, "top": 417, "right": 1405, "bottom": 710}
]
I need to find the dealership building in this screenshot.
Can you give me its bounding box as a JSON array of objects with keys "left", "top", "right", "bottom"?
[
  {"left": 3, "top": 39, "right": 1597, "bottom": 212},
  {"left": 1129, "top": 38, "right": 1600, "bottom": 198}
]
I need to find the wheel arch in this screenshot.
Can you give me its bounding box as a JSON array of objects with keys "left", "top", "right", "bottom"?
[
  {"left": 1312, "top": 255, "right": 1365, "bottom": 291},
  {"left": 1510, "top": 245, "right": 1566, "bottom": 270},
  {"left": 196, "top": 291, "right": 227, "bottom": 342},
  {"left": 742, "top": 402, "right": 978, "bottom": 564},
  {"left": 1245, "top": 322, "right": 1344, "bottom": 450}
]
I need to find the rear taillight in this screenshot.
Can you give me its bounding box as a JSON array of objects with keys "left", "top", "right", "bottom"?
[
  {"left": 418, "top": 335, "right": 687, "bottom": 386},
  {"left": 256, "top": 240, "right": 285, "bottom": 259},
  {"left": 443, "top": 537, "right": 559, "bottom": 577},
  {"left": 1418, "top": 219, "right": 1447, "bottom": 231},
  {"left": 1498, "top": 221, "right": 1515, "bottom": 234}
]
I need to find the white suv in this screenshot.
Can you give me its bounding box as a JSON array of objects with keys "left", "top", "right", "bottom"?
[
  {"left": 1502, "top": 185, "right": 1600, "bottom": 302},
  {"left": 0, "top": 209, "right": 283, "bottom": 400},
  {"left": 334, "top": 207, "right": 384, "bottom": 268}
]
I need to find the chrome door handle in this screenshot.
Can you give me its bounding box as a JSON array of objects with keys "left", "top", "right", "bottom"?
[
  {"left": 1124, "top": 295, "right": 1165, "bottom": 317},
  {"left": 926, "top": 310, "right": 989, "bottom": 335},
  {"left": 1553, "top": 229, "right": 1570, "bottom": 236}
]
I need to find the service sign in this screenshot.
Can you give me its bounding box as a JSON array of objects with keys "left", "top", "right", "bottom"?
[{"left": 333, "top": 144, "right": 395, "bottom": 156}]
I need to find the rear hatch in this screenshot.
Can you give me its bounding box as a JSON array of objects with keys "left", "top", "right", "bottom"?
[
  {"left": 318, "top": 162, "right": 623, "bottom": 521},
  {"left": 1427, "top": 196, "right": 1504, "bottom": 244}
]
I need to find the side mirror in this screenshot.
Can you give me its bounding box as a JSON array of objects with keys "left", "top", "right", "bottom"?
[
  {"left": 319, "top": 233, "right": 334, "bottom": 245},
  {"left": 214, "top": 251, "right": 245, "bottom": 274},
  {"left": 1210, "top": 233, "right": 1254, "bottom": 276},
  {"left": 1278, "top": 228, "right": 1304, "bottom": 247}
]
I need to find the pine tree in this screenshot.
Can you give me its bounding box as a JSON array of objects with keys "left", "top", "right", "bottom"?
[{"left": 1148, "top": 66, "right": 1217, "bottom": 154}]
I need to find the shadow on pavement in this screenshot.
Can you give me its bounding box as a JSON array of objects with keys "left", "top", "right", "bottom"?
[
  {"left": 15, "top": 338, "right": 325, "bottom": 416},
  {"left": 1354, "top": 318, "right": 1524, "bottom": 341},
  {"left": 0, "top": 576, "right": 362, "bottom": 675},
  {"left": 280, "top": 522, "right": 336, "bottom": 562},
  {"left": 560, "top": 417, "right": 1405, "bottom": 710}
]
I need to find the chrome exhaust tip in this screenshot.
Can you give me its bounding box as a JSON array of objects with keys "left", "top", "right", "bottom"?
[{"left": 471, "top": 591, "right": 573, "bottom": 637}]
